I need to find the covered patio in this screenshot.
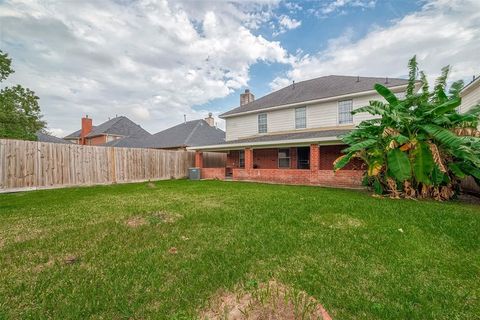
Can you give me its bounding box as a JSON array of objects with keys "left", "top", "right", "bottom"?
[{"left": 190, "top": 129, "right": 365, "bottom": 188}]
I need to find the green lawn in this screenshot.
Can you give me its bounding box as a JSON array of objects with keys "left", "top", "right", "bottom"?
[{"left": 0, "top": 180, "right": 479, "bottom": 319}]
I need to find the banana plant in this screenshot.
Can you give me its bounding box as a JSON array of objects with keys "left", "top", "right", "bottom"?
[{"left": 334, "top": 56, "right": 480, "bottom": 200}]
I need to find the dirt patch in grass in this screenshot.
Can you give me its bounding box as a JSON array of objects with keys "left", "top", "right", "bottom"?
[
  {"left": 150, "top": 211, "right": 183, "bottom": 224},
  {"left": 125, "top": 212, "right": 182, "bottom": 228},
  {"left": 313, "top": 214, "right": 364, "bottom": 229},
  {"left": 146, "top": 182, "right": 156, "bottom": 189},
  {"left": 200, "top": 280, "right": 331, "bottom": 320},
  {"left": 125, "top": 216, "right": 148, "bottom": 228}
]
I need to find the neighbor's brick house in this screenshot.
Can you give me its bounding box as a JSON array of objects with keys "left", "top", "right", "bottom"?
[
  {"left": 189, "top": 75, "right": 417, "bottom": 188},
  {"left": 64, "top": 116, "right": 151, "bottom": 146}
]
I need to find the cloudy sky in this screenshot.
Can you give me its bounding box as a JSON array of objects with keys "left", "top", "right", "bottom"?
[{"left": 1, "top": 0, "right": 479, "bottom": 137}]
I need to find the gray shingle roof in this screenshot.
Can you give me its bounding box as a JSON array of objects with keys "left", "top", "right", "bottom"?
[
  {"left": 221, "top": 75, "right": 409, "bottom": 117},
  {"left": 36, "top": 132, "right": 73, "bottom": 144},
  {"left": 63, "top": 116, "right": 151, "bottom": 146},
  {"left": 212, "top": 129, "right": 350, "bottom": 146},
  {"left": 142, "top": 119, "right": 225, "bottom": 149}
]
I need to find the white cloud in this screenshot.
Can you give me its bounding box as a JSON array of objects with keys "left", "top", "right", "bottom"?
[
  {"left": 273, "top": 14, "right": 302, "bottom": 36},
  {"left": 0, "top": 0, "right": 288, "bottom": 136},
  {"left": 271, "top": 0, "right": 480, "bottom": 90},
  {"left": 47, "top": 128, "right": 65, "bottom": 137},
  {"left": 321, "top": 0, "right": 377, "bottom": 15}
]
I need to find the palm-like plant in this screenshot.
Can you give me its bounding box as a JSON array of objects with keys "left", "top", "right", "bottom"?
[{"left": 334, "top": 57, "right": 480, "bottom": 200}]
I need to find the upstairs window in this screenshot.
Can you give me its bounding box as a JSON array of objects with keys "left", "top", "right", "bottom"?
[
  {"left": 295, "top": 107, "right": 306, "bottom": 129},
  {"left": 278, "top": 148, "right": 290, "bottom": 168},
  {"left": 338, "top": 100, "right": 353, "bottom": 124},
  {"left": 258, "top": 113, "right": 267, "bottom": 133}
]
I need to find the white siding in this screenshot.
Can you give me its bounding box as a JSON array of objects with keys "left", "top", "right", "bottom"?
[
  {"left": 225, "top": 91, "right": 403, "bottom": 141},
  {"left": 460, "top": 82, "right": 480, "bottom": 113}
]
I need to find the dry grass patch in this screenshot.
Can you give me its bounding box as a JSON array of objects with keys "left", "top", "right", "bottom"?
[
  {"left": 313, "top": 213, "right": 364, "bottom": 229},
  {"left": 200, "top": 280, "right": 331, "bottom": 320},
  {"left": 125, "top": 216, "right": 148, "bottom": 228},
  {"left": 150, "top": 211, "right": 183, "bottom": 224}
]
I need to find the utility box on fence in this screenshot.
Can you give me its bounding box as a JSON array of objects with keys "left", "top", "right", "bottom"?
[{"left": 188, "top": 168, "right": 201, "bottom": 180}]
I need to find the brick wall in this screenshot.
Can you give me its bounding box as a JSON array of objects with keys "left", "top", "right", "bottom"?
[
  {"left": 233, "top": 168, "right": 363, "bottom": 188},
  {"left": 253, "top": 148, "right": 278, "bottom": 169},
  {"left": 86, "top": 135, "right": 107, "bottom": 146},
  {"left": 319, "top": 145, "right": 365, "bottom": 170},
  {"left": 201, "top": 168, "right": 226, "bottom": 180}
]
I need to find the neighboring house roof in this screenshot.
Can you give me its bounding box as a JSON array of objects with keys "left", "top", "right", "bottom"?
[
  {"left": 64, "top": 127, "right": 96, "bottom": 139},
  {"left": 36, "top": 132, "right": 73, "bottom": 144},
  {"left": 64, "top": 116, "right": 151, "bottom": 147},
  {"left": 221, "top": 75, "right": 409, "bottom": 118},
  {"left": 143, "top": 119, "right": 225, "bottom": 149},
  {"left": 85, "top": 116, "right": 150, "bottom": 138},
  {"left": 188, "top": 128, "right": 351, "bottom": 151}
]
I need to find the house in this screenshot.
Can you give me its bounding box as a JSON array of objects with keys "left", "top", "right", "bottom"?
[
  {"left": 64, "top": 115, "right": 151, "bottom": 146},
  {"left": 36, "top": 131, "right": 72, "bottom": 144},
  {"left": 142, "top": 113, "right": 225, "bottom": 150},
  {"left": 460, "top": 75, "right": 480, "bottom": 113},
  {"left": 189, "top": 75, "right": 413, "bottom": 188}
]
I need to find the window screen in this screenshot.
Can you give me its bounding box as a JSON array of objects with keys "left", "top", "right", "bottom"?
[
  {"left": 295, "top": 107, "right": 306, "bottom": 129},
  {"left": 258, "top": 113, "right": 267, "bottom": 133},
  {"left": 338, "top": 100, "right": 353, "bottom": 124}
]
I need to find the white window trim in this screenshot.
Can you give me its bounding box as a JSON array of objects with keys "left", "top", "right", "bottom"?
[
  {"left": 337, "top": 99, "right": 354, "bottom": 126},
  {"left": 295, "top": 106, "right": 307, "bottom": 130},
  {"left": 258, "top": 113, "right": 268, "bottom": 134}
]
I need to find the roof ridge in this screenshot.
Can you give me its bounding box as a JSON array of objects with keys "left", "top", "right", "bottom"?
[{"left": 183, "top": 120, "right": 203, "bottom": 145}]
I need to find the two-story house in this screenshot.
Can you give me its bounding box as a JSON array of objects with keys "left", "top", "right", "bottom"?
[{"left": 189, "top": 75, "right": 412, "bottom": 188}]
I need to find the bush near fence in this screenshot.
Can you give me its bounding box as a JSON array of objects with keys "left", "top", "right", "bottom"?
[{"left": 0, "top": 139, "right": 226, "bottom": 192}]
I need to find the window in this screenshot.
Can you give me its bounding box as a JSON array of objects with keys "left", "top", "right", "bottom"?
[
  {"left": 338, "top": 100, "right": 353, "bottom": 124},
  {"left": 258, "top": 113, "right": 267, "bottom": 133},
  {"left": 239, "top": 150, "right": 245, "bottom": 168},
  {"left": 295, "top": 107, "right": 306, "bottom": 129},
  {"left": 278, "top": 148, "right": 290, "bottom": 168}
]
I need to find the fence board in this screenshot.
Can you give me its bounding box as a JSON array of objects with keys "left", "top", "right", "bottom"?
[{"left": 0, "top": 139, "right": 203, "bottom": 192}]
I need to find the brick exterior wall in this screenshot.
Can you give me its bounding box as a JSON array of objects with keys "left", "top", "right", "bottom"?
[
  {"left": 233, "top": 168, "right": 363, "bottom": 188},
  {"left": 86, "top": 135, "right": 107, "bottom": 146},
  {"left": 195, "top": 151, "right": 203, "bottom": 168},
  {"left": 201, "top": 144, "right": 365, "bottom": 188},
  {"left": 319, "top": 145, "right": 365, "bottom": 170},
  {"left": 201, "top": 168, "right": 226, "bottom": 180}
]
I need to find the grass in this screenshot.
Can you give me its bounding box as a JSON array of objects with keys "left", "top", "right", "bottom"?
[{"left": 0, "top": 179, "right": 478, "bottom": 319}]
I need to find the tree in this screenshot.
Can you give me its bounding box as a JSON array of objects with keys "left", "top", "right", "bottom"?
[
  {"left": 0, "top": 50, "right": 45, "bottom": 140},
  {"left": 334, "top": 56, "right": 480, "bottom": 200}
]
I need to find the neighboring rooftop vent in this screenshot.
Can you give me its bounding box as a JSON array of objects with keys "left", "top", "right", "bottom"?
[
  {"left": 240, "top": 89, "right": 254, "bottom": 106},
  {"left": 204, "top": 112, "right": 214, "bottom": 127}
]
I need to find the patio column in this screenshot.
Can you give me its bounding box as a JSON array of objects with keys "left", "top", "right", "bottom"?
[
  {"left": 245, "top": 148, "right": 253, "bottom": 170},
  {"left": 310, "top": 144, "right": 319, "bottom": 171},
  {"left": 195, "top": 151, "right": 204, "bottom": 168}
]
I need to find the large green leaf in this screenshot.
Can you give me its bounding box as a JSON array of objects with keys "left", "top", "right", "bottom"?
[
  {"left": 333, "top": 152, "right": 354, "bottom": 171},
  {"left": 426, "top": 98, "right": 461, "bottom": 116},
  {"left": 387, "top": 148, "right": 411, "bottom": 181},
  {"left": 374, "top": 83, "right": 399, "bottom": 106},
  {"left": 448, "top": 163, "right": 466, "bottom": 179},
  {"left": 421, "top": 124, "right": 464, "bottom": 148},
  {"left": 343, "top": 139, "right": 377, "bottom": 153},
  {"left": 431, "top": 165, "right": 445, "bottom": 186},
  {"left": 412, "top": 142, "right": 434, "bottom": 184}
]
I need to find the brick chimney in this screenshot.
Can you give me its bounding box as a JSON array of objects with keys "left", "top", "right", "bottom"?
[
  {"left": 80, "top": 115, "right": 92, "bottom": 145},
  {"left": 204, "top": 112, "right": 215, "bottom": 127},
  {"left": 240, "top": 89, "right": 254, "bottom": 106}
]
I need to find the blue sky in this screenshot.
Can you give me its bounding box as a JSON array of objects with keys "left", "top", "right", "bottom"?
[
  {"left": 201, "top": 0, "right": 424, "bottom": 114},
  {"left": 0, "top": 0, "right": 479, "bottom": 136}
]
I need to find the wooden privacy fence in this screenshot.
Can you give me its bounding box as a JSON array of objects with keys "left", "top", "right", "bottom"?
[{"left": 0, "top": 139, "right": 225, "bottom": 192}]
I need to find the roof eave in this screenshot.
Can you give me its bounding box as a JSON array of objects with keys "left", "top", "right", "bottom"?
[
  {"left": 187, "top": 136, "right": 343, "bottom": 152},
  {"left": 220, "top": 83, "right": 413, "bottom": 119}
]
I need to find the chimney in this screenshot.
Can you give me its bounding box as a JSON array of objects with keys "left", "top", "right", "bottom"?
[
  {"left": 80, "top": 115, "right": 92, "bottom": 145},
  {"left": 240, "top": 89, "right": 254, "bottom": 106},
  {"left": 204, "top": 112, "right": 215, "bottom": 127}
]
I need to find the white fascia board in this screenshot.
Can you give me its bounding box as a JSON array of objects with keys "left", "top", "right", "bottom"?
[{"left": 187, "top": 136, "right": 343, "bottom": 152}]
